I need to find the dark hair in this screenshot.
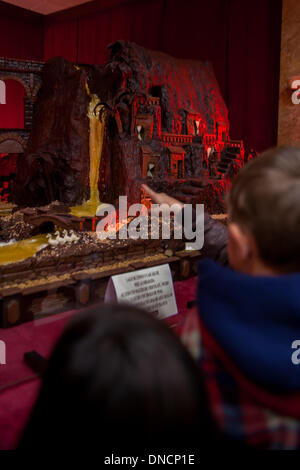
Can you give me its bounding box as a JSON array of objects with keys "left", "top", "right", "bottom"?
[
  {"left": 18, "top": 304, "right": 218, "bottom": 451},
  {"left": 228, "top": 146, "right": 300, "bottom": 273}
]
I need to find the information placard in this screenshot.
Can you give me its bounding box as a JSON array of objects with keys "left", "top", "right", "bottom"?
[{"left": 104, "top": 264, "right": 178, "bottom": 319}]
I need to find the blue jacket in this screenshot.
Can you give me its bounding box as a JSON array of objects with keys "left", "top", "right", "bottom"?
[{"left": 197, "top": 259, "right": 300, "bottom": 392}]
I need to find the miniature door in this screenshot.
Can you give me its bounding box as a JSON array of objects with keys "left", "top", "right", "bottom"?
[
  {"left": 142, "top": 152, "right": 159, "bottom": 179},
  {"left": 170, "top": 152, "right": 185, "bottom": 179},
  {"left": 135, "top": 115, "right": 154, "bottom": 141}
]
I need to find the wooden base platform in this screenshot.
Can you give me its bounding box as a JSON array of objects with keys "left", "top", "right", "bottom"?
[{"left": 0, "top": 249, "right": 201, "bottom": 328}]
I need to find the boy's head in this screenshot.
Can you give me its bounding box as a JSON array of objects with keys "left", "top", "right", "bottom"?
[{"left": 227, "top": 146, "right": 300, "bottom": 275}]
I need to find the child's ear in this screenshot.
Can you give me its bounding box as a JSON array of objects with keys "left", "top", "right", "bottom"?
[{"left": 228, "top": 223, "right": 254, "bottom": 271}]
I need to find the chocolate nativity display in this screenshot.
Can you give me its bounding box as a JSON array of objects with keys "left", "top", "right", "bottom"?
[{"left": 0, "top": 41, "right": 247, "bottom": 327}]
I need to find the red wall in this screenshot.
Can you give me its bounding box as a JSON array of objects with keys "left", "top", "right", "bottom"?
[
  {"left": 0, "top": 0, "right": 282, "bottom": 152},
  {"left": 0, "top": 1, "right": 43, "bottom": 60},
  {"left": 0, "top": 80, "right": 24, "bottom": 129}
]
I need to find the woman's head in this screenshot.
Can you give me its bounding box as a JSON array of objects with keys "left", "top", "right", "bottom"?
[{"left": 19, "top": 304, "right": 216, "bottom": 450}]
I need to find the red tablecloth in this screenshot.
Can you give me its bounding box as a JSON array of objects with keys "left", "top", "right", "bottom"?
[{"left": 0, "top": 277, "right": 197, "bottom": 450}]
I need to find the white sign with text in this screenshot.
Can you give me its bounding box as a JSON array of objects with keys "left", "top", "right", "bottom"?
[{"left": 104, "top": 264, "right": 178, "bottom": 319}]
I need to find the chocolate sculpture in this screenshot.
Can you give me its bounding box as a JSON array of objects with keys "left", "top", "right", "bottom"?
[{"left": 0, "top": 42, "right": 248, "bottom": 327}]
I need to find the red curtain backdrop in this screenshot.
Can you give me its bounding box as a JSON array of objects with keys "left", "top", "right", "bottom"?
[
  {"left": 0, "top": 2, "right": 43, "bottom": 60},
  {"left": 44, "top": 18, "right": 77, "bottom": 62}
]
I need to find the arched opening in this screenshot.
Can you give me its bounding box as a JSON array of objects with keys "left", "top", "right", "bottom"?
[
  {"left": 34, "top": 221, "right": 55, "bottom": 234},
  {"left": 0, "top": 79, "right": 25, "bottom": 129}
]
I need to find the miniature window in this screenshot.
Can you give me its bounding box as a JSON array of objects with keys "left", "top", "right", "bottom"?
[
  {"left": 149, "top": 86, "right": 161, "bottom": 98},
  {"left": 178, "top": 160, "right": 184, "bottom": 178},
  {"left": 147, "top": 163, "right": 155, "bottom": 178},
  {"left": 136, "top": 125, "right": 144, "bottom": 141}
]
